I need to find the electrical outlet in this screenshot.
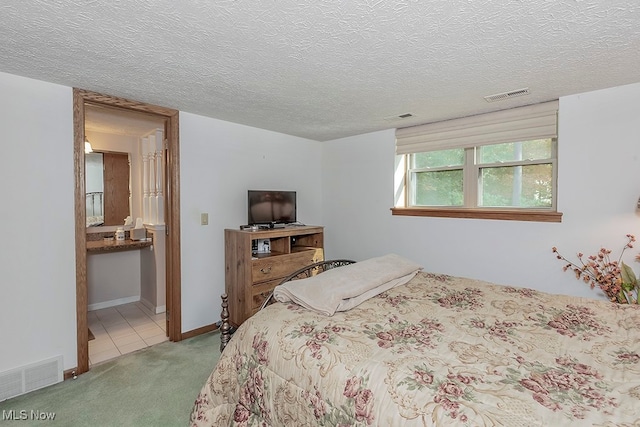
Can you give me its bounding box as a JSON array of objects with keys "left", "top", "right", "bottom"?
[{"left": 201, "top": 213, "right": 209, "bottom": 225}]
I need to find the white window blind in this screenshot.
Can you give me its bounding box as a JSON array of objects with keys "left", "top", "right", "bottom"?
[{"left": 395, "top": 100, "right": 559, "bottom": 155}]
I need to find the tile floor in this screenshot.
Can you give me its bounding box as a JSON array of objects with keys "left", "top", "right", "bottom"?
[{"left": 88, "top": 302, "right": 168, "bottom": 366}]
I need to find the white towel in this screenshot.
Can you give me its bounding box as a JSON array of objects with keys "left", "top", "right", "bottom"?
[{"left": 272, "top": 254, "right": 422, "bottom": 316}]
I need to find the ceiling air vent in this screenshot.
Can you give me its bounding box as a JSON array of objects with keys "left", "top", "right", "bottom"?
[
  {"left": 384, "top": 113, "right": 415, "bottom": 121},
  {"left": 484, "top": 88, "right": 530, "bottom": 103}
]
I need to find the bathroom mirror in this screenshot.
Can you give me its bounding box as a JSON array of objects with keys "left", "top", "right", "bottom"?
[{"left": 85, "top": 151, "right": 131, "bottom": 227}]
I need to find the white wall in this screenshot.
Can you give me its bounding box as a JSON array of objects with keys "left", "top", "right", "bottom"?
[
  {"left": 178, "top": 112, "right": 323, "bottom": 332},
  {"left": 0, "top": 72, "right": 323, "bottom": 377},
  {"left": 0, "top": 72, "right": 76, "bottom": 372},
  {"left": 322, "top": 82, "right": 640, "bottom": 301}
]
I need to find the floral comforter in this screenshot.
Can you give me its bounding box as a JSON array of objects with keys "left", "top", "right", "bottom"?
[{"left": 191, "top": 272, "right": 640, "bottom": 426}]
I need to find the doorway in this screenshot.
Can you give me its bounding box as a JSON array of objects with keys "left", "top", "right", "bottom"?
[{"left": 73, "top": 88, "right": 182, "bottom": 375}]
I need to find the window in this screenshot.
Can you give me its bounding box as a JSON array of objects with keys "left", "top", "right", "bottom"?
[
  {"left": 408, "top": 138, "right": 556, "bottom": 207},
  {"left": 410, "top": 148, "right": 464, "bottom": 206},
  {"left": 393, "top": 101, "right": 562, "bottom": 222}
]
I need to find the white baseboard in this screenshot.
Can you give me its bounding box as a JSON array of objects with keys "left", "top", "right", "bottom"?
[
  {"left": 88, "top": 296, "right": 140, "bottom": 311},
  {"left": 140, "top": 298, "right": 166, "bottom": 314}
]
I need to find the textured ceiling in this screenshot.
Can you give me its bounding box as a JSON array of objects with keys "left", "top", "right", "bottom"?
[{"left": 1, "top": 1, "right": 639, "bottom": 141}]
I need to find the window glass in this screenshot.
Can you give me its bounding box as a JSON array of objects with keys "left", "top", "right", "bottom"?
[
  {"left": 412, "top": 148, "right": 464, "bottom": 168},
  {"left": 478, "top": 139, "right": 553, "bottom": 164},
  {"left": 413, "top": 170, "right": 464, "bottom": 206},
  {"left": 479, "top": 164, "right": 553, "bottom": 207}
]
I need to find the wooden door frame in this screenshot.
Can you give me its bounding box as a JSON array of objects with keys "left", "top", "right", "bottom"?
[{"left": 73, "top": 88, "right": 182, "bottom": 375}]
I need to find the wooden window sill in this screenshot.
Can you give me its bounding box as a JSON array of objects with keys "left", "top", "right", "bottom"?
[{"left": 390, "top": 207, "right": 562, "bottom": 223}]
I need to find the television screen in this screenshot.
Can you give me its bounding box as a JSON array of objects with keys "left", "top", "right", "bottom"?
[{"left": 248, "top": 190, "right": 297, "bottom": 225}]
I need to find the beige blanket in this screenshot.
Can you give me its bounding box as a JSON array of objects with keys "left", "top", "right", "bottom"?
[{"left": 272, "top": 253, "right": 422, "bottom": 315}]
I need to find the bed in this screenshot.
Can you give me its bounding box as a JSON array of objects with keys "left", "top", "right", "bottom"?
[
  {"left": 86, "top": 191, "right": 104, "bottom": 227},
  {"left": 191, "top": 254, "right": 640, "bottom": 426}
]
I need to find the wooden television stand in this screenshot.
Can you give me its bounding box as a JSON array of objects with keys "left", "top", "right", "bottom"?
[{"left": 224, "top": 225, "right": 324, "bottom": 326}]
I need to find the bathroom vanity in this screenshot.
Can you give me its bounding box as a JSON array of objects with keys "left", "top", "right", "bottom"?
[
  {"left": 86, "top": 233, "right": 152, "bottom": 253},
  {"left": 85, "top": 229, "right": 163, "bottom": 314}
]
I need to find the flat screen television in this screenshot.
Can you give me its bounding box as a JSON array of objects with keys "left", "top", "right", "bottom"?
[{"left": 248, "top": 190, "right": 297, "bottom": 226}]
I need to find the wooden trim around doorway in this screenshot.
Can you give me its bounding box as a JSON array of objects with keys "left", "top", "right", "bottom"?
[{"left": 73, "top": 88, "right": 181, "bottom": 376}]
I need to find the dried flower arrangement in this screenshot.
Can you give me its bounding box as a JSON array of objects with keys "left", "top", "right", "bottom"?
[{"left": 552, "top": 234, "right": 639, "bottom": 304}]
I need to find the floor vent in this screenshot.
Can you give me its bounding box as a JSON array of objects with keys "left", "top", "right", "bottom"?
[
  {"left": 484, "top": 87, "right": 530, "bottom": 102},
  {"left": 0, "top": 356, "right": 62, "bottom": 402}
]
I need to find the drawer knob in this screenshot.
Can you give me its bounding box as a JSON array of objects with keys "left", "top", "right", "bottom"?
[{"left": 260, "top": 266, "right": 272, "bottom": 274}]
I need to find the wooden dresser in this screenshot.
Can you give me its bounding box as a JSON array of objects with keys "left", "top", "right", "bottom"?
[{"left": 224, "top": 226, "right": 324, "bottom": 326}]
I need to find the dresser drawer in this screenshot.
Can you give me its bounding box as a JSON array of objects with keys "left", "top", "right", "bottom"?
[
  {"left": 251, "top": 248, "right": 324, "bottom": 284},
  {"left": 251, "top": 280, "right": 280, "bottom": 310}
]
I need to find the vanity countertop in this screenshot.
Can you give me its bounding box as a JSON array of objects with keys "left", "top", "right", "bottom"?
[{"left": 87, "top": 238, "right": 152, "bottom": 253}]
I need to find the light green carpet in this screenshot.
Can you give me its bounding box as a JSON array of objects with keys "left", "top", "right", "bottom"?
[{"left": 0, "top": 331, "right": 221, "bottom": 426}]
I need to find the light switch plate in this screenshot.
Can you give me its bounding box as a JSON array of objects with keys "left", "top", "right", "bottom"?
[{"left": 201, "top": 213, "right": 209, "bottom": 225}]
